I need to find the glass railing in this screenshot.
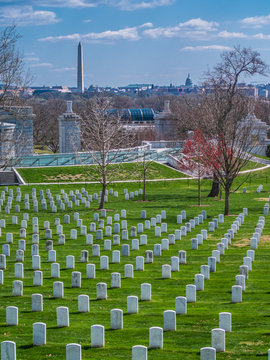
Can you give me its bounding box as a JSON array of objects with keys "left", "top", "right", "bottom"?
[{"left": 10, "top": 147, "right": 183, "bottom": 168}]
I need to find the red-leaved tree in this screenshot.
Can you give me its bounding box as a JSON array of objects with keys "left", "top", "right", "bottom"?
[{"left": 178, "top": 129, "right": 215, "bottom": 205}]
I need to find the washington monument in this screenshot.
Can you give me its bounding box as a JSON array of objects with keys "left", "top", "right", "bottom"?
[{"left": 77, "top": 42, "right": 84, "bottom": 93}]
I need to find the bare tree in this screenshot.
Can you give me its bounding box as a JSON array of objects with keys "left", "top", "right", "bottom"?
[
  {"left": 31, "top": 99, "right": 66, "bottom": 153},
  {"left": 79, "top": 96, "right": 136, "bottom": 209},
  {"left": 134, "top": 149, "right": 158, "bottom": 201},
  {"left": 170, "top": 95, "right": 201, "bottom": 139},
  {"left": 254, "top": 98, "right": 270, "bottom": 127},
  {"left": 0, "top": 26, "right": 25, "bottom": 107},
  {"left": 198, "top": 46, "right": 268, "bottom": 214},
  {"left": 0, "top": 26, "right": 34, "bottom": 173}
]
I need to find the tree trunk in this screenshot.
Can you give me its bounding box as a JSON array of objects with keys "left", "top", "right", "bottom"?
[
  {"left": 98, "top": 183, "right": 106, "bottom": 210},
  {"left": 198, "top": 177, "right": 201, "bottom": 206},
  {"left": 207, "top": 173, "right": 219, "bottom": 197},
  {"left": 143, "top": 169, "right": 146, "bottom": 201},
  {"left": 224, "top": 188, "right": 230, "bottom": 215}
]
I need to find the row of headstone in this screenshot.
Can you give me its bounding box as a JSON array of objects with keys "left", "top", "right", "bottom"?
[{"left": 233, "top": 216, "right": 262, "bottom": 303}]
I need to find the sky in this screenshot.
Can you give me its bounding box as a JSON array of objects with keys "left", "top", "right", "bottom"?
[{"left": 1, "top": 0, "right": 270, "bottom": 87}]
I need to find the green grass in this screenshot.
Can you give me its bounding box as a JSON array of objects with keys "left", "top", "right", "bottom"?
[
  {"left": 0, "top": 175, "right": 270, "bottom": 359},
  {"left": 33, "top": 145, "right": 55, "bottom": 155},
  {"left": 249, "top": 153, "right": 270, "bottom": 161},
  {"left": 16, "top": 162, "right": 188, "bottom": 184},
  {"left": 241, "top": 160, "right": 267, "bottom": 171}
]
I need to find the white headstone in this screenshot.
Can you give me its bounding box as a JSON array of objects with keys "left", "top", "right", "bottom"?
[
  {"left": 66, "top": 255, "right": 75, "bottom": 269},
  {"left": 33, "top": 322, "right": 46, "bottom": 345},
  {"left": 111, "top": 309, "right": 123, "bottom": 329},
  {"left": 200, "top": 265, "right": 210, "bottom": 280},
  {"left": 6, "top": 306, "right": 18, "bottom": 326},
  {"left": 57, "top": 306, "right": 69, "bottom": 327},
  {"left": 112, "top": 250, "right": 120, "bottom": 264},
  {"left": 162, "top": 264, "right": 171, "bottom": 279},
  {"left": 86, "top": 264, "right": 95, "bottom": 279},
  {"left": 132, "top": 345, "right": 147, "bottom": 360},
  {"left": 127, "top": 295, "right": 138, "bottom": 314},
  {"left": 72, "top": 271, "right": 81, "bottom": 288},
  {"left": 149, "top": 327, "right": 163, "bottom": 349},
  {"left": 96, "top": 282, "right": 107, "bottom": 300},
  {"left": 141, "top": 283, "right": 151, "bottom": 301},
  {"left": 1, "top": 341, "right": 16, "bottom": 360},
  {"left": 200, "top": 347, "right": 216, "bottom": 360},
  {"left": 175, "top": 296, "right": 187, "bottom": 314},
  {"left": 66, "top": 343, "right": 81, "bottom": 360},
  {"left": 33, "top": 270, "right": 43, "bottom": 286},
  {"left": 136, "top": 256, "right": 144, "bottom": 271},
  {"left": 100, "top": 256, "right": 109, "bottom": 270},
  {"left": 211, "top": 328, "right": 225, "bottom": 352},
  {"left": 164, "top": 310, "right": 176, "bottom": 331},
  {"left": 91, "top": 325, "right": 104, "bottom": 348},
  {"left": 53, "top": 281, "right": 64, "bottom": 298},
  {"left": 32, "top": 294, "right": 43, "bottom": 312},
  {"left": 12, "top": 280, "right": 23, "bottom": 296},
  {"left": 195, "top": 274, "right": 204, "bottom": 291},
  {"left": 186, "top": 284, "right": 196, "bottom": 302},
  {"left": 232, "top": 285, "right": 242, "bottom": 303},
  {"left": 111, "top": 272, "right": 121, "bottom": 288},
  {"left": 219, "top": 312, "right": 231, "bottom": 332}
]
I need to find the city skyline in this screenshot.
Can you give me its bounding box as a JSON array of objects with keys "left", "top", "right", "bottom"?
[{"left": 1, "top": 0, "right": 270, "bottom": 87}]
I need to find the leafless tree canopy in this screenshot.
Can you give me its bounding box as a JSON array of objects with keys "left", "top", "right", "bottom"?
[
  {"left": 81, "top": 97, "right": 134, "bottom": 152},
  {"left": 195, "top": 46, "right": 268, "bottom": 214},
  {"left": 31, "top": 99, "right": 66, "bottom": 153},
  {"left": 0, "top": 26, "right": 24, "bottom": 106},
  {"left": 79, "top": 96, "right": 136, "bottom": 209}
]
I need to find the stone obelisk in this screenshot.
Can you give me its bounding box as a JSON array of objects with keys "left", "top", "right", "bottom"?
[{"left": 77, "top": 42, "right": 84, "bottom": 93}]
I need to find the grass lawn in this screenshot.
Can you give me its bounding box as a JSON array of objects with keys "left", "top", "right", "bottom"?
[
  {"left": 240, "top": 160, "right": 267, "bottom": 171},
  {"left": 249, "top": 153, "right": 270, "bottom": 161},
  {"left": 0, "top": 175, "right": 270, "bottom": 359},
  {"left": 16, "top": 162, "right": 188, "bottom": 184},
  {"left": 33, "top": 146, "right": 55, "bottom": 155}
]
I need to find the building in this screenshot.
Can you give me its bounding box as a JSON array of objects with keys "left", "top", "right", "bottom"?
[
  {"left": 0, "top": 106, "right": 34, "bottom": 162},
  {"left": 238, "top": 110, "right": 270, "bottom": 156},
  {"left": 185, "top": 74, "right": 193, "bottom": 88},
  {"left": 155, "top": 101, "right": 177, "bottom": 139},
  {"left": 58, "top": 101, "right": 81, "bottom": 153}
]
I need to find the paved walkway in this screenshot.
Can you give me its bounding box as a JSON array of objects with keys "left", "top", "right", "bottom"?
[{"left": 248, "top": 154, "right": 270, "bottom": 165}]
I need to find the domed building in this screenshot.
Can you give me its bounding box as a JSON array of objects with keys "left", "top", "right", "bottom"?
[{"left": 185, "top": 74, "right": 193, "bottom": 88}]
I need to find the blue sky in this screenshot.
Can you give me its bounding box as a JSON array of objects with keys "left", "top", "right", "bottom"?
[{"left": 1, "top": 0, "right": 270, "bottom": 87}]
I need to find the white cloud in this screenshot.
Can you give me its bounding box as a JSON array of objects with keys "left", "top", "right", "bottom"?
[
  {"left": 39, "top": 25, "right": 143, "bottom": 42},
  {"left": 253, "top": 33, "right": 270, "bottom": 40},
  {"left": 143, "top": 18, "right": 218, "bottom": 39},
  {"left": 217, "top": 30, "right": 270, "bottom": 40},
  {"left": 52, "top": 67, "right": 76, "bottom": 71},
  {"left": 241, "top": 14, "right": 270, "bottom": 28},
  {"left": 0, "top": 5, "right": 59, "bottom": 26},
  {"left": 178, "top": 18, "right": 218, "bottom": 31},
  {"left": 26, "top": 0, "right": 174, "bottom": 10},
  {"left": 112, "top": 0, "right": 174, "bottom": 11},
  {"left": 25, "top": 56, "right": 40, "bottom": 61},
  {"left": 37, "top": 0, "right": 173, "bottom": 10},
  {"left": 30, "top": 62, "right": 53, "bottom": 67},
  {"left": 83, "top": 19, "right": 92, "bottom": 23},
  {"left": 217, "top": 30, "right": 248, "bottom": 39},
  {"left": 138, "top": 22, "right": 153, "bottom": 28},
  {"left": 181, "top": 45, "right": 232, "bottom": 52},
  {"left": 37, "top": 0, "right": 97, "bottom": 8}
]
